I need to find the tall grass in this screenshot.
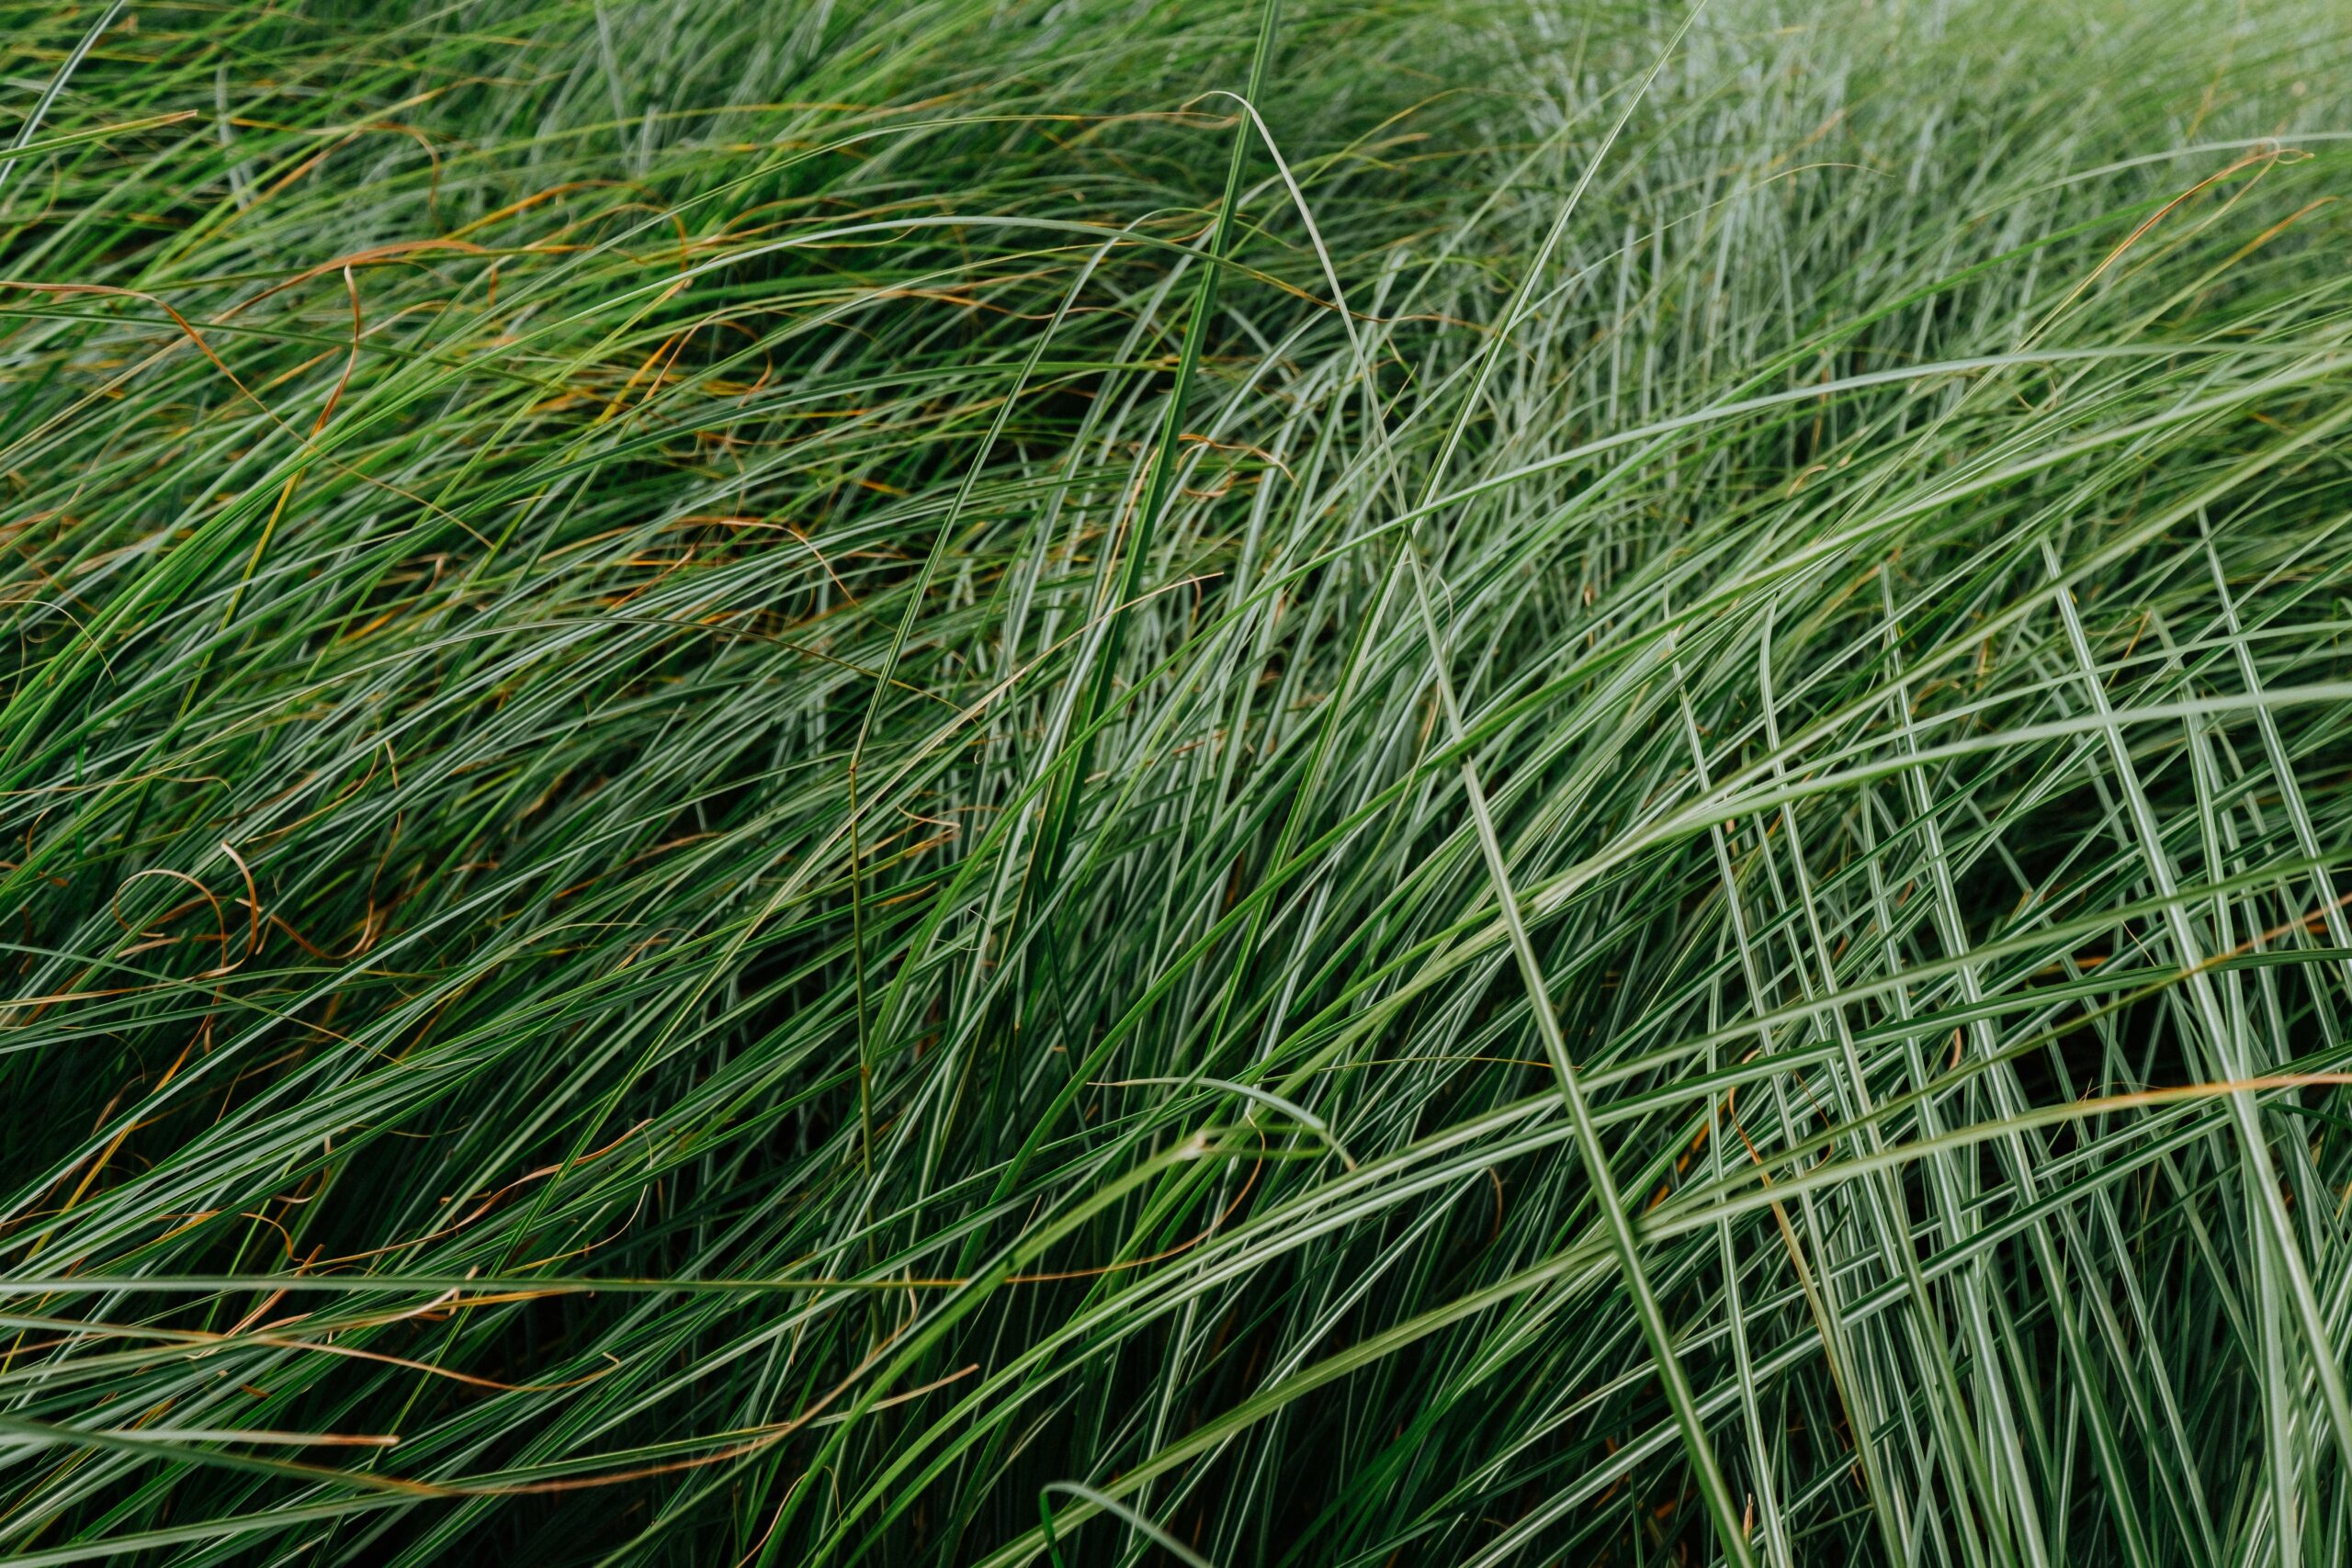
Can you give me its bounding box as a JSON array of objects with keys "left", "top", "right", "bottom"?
[{"left": 4, "top": 0, "right": 2352, "bottom": 1562}]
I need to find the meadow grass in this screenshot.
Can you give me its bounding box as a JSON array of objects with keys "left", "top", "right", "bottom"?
[{"left": 5, "top": 0, "right": 2352, "bottom": 1562}]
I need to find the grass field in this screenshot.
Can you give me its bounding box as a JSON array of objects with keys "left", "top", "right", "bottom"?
[{"left": 5, "top": 0, "right": 2352, "bottom": 1562}]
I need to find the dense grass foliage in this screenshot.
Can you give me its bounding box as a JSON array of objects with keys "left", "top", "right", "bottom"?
[{"left": 5, "top": 0, "right": 2352, "bottom": 1562}]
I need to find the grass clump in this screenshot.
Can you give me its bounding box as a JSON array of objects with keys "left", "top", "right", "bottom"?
[{"left": 5, "top": 0, "right": 2352, "bottom": 1563}]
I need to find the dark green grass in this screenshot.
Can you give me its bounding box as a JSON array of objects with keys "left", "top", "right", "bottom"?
[{"left": 5, "top": 0, "right": 2352, "bottom": 1563}]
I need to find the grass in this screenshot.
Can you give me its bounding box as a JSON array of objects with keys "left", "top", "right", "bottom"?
[{"left": 4, "top": 0, "right": 2352, "bottom": 1562}]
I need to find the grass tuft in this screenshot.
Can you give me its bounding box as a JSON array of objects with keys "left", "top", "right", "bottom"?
[{"left": 5, "top": 1, "right": 2352, "bottom": 1562}]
